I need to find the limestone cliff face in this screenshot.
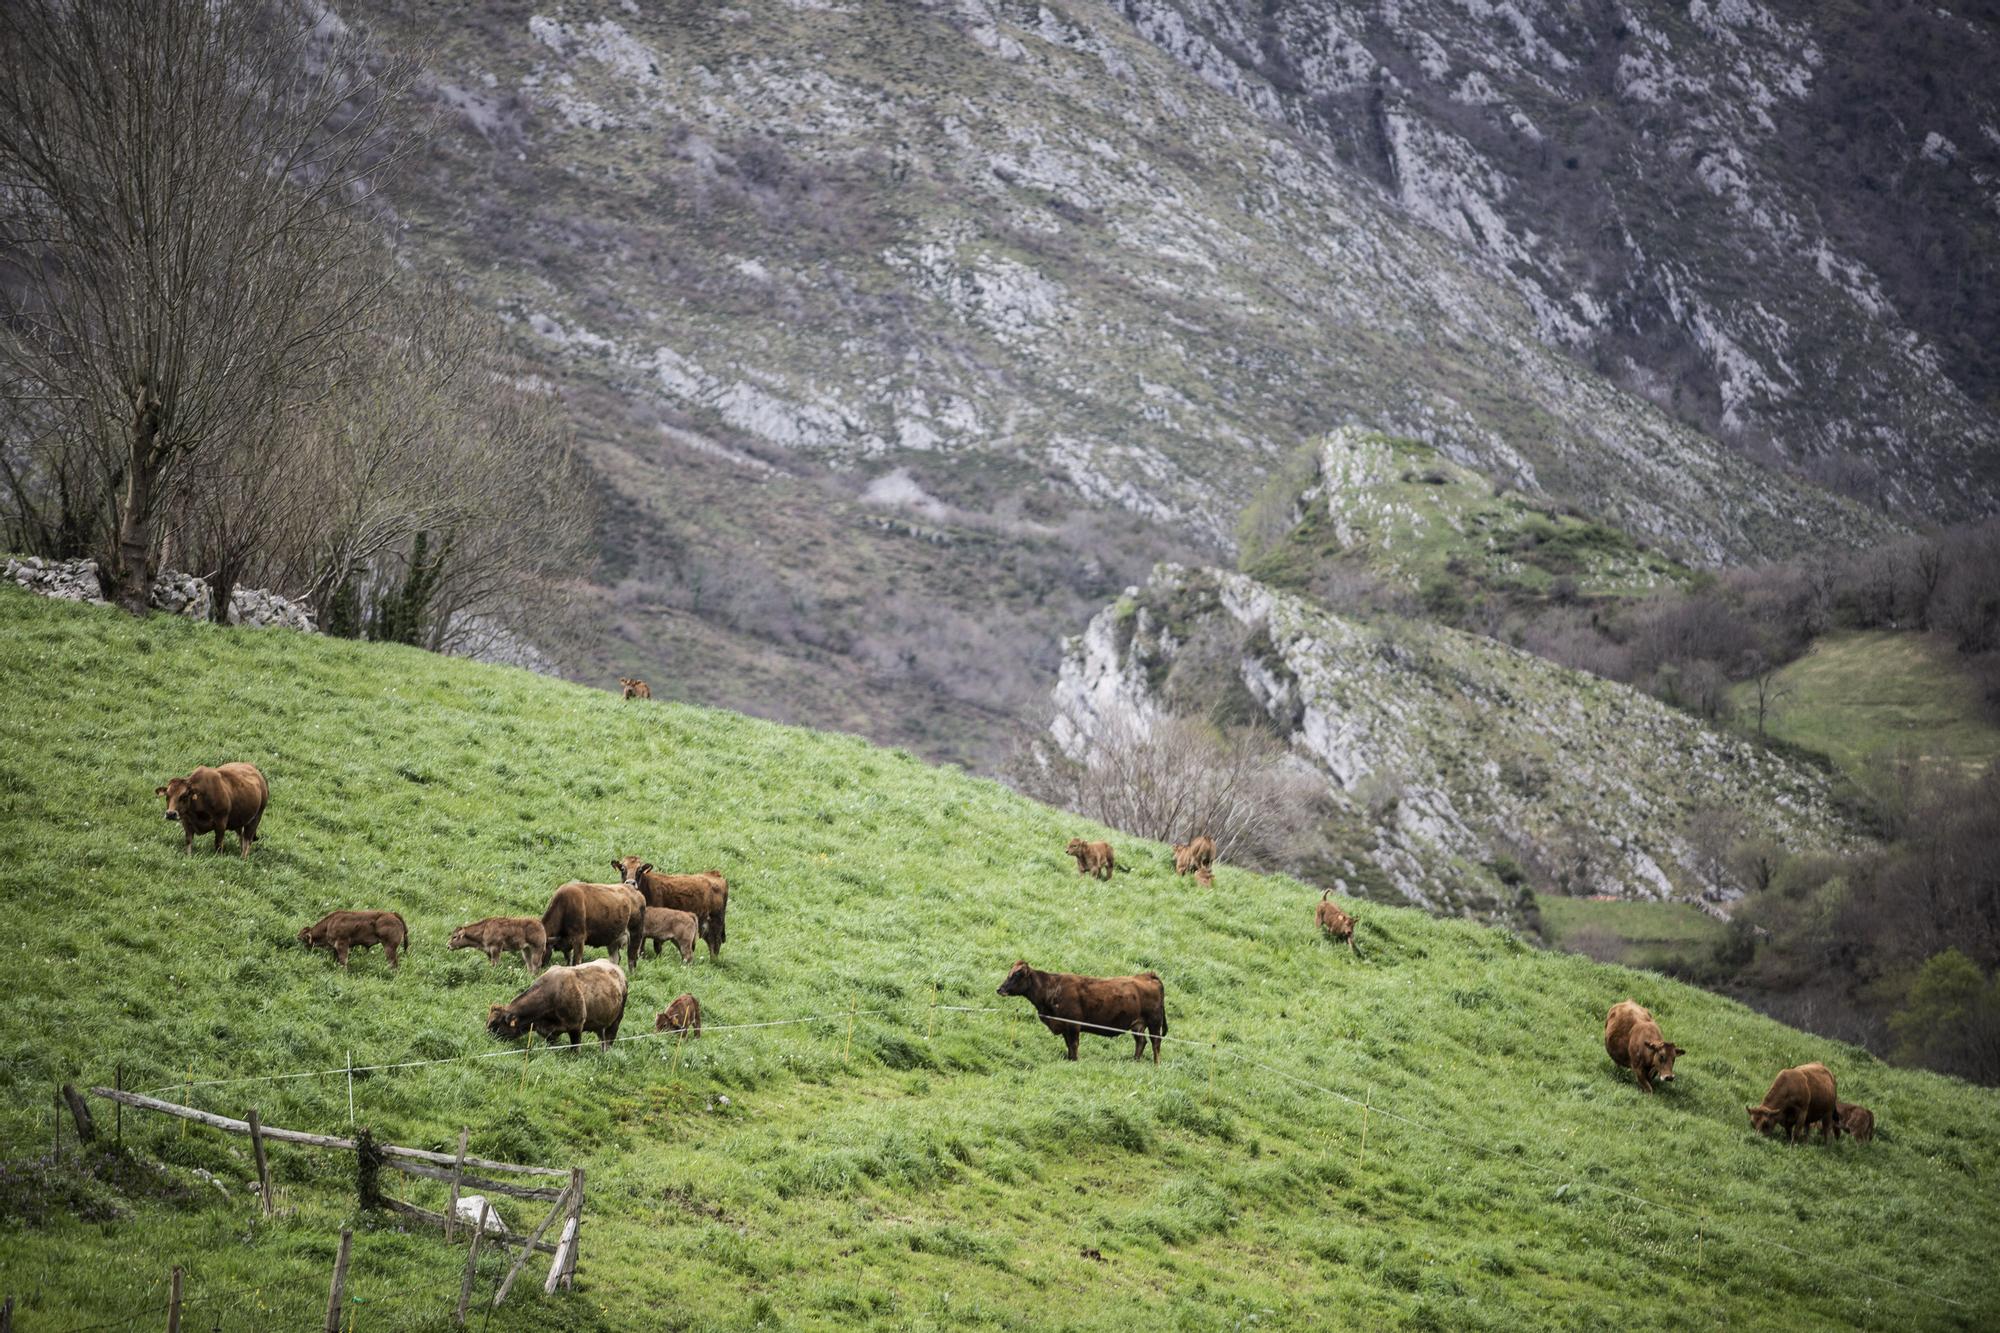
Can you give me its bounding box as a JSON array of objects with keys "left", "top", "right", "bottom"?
[
  {"left": 1114, "top": 0, "right": 2000, "bottom": 518},
  {"left": 1054, "top": 564, "right": 1846, "bottom": 917}
]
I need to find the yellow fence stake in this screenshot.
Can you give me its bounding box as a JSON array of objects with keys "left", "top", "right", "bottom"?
[
  {"left": 1360, "top": 1084, "right": 1374, "bottom": 1171},
  {"left": 926, "top": 984, "right": 938, "bottom": 1042},
  {"left": 518, "top": 1033, "right": 531, "bottom": 1092},
  {"left": 843, "top": 995, "right": 859, "bottom": 1064}
]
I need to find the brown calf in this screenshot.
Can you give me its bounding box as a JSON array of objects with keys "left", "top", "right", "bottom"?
[
  {"left": 1835, "top": 1102, "right": 1875, "bottom": 1143},
  {"left": 1603, "top": 999, "right": 1684, "bottom": 1093},
  {"left": 298, "top": 911, "right": 408, "bottom": 970},
  {"left": 613, "top": 857, "right": 729, "bottom": 961},
  {"left": 996, "top": 960, "right": 1168, "bottom": 1062},
  {"left": 448, "top": 916, "right": 548, "bottom": 969},
  {"left": 155, "top": 763, "right": 268, "bottom": 857},
  {"left": 641, "top": 907, "right": 699, "bottom": 964},
  {"left": 542, "top": 881, "right": 646, "bottom": 969},
  {"left": 619, "top": 677, "right": 652, "bottom": 700},
  {"left": 487, "top": 960, "right": 628, "bottom": 1049},
  {"left": 1065, "top": 839, "right": 1124, "bottom": 881},
  {"left": 1315, "top": 892, "right": 1361, "bottom": 957},
  {"left": 654, "top": 993, "right": 702, "bottom": 1038},
  {"left": 1748, "top": 1062, "right": 1839, "bottom": 1143}
]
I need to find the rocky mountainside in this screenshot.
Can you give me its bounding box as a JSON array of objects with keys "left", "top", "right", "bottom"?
[
  {"left": 1124, "top": 0, "right": 2000, "bottom": 513},
  {"left": 341, "top": 0, "right": 1965, "bottom": 763},
  {"left": 1053, "top": 561, "right": 1850, "bottom": 918}
]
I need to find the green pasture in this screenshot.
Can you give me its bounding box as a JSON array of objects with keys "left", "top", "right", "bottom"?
[{"left": 0, "top": 589, "right": 1994, "bottom": 1331}]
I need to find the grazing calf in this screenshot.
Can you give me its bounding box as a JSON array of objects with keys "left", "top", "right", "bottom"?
[
  {"left": 641, "top": 907, "right": 699, "bottom": 964},
  {"left": 487, "top": 960, "right": 628, "bottom": 1049},
  {"left": 614, "top": 857, "right": 729, "bottom": 961},
  {"left": 299, "top": 911, "right": 408, "bottom": 970},
  {"left": 448, "top": 916, "right": 548, "bottom": 969},
  {"left": 1194, "top": 865, "right": 1214, "bottom": 887},
  {"left": 1172, "top": 835, "right": 1217, "bottom": 878},
  {"left": 155, "top": 763, "right": 268, "bottom": 857},
  {"left": 619, "top": 677, "right": 652, "bottom": 700},
  {"left": 1748, "top": 1062, "right": 1838, "bottom": 1143},
  {"left": 996, "top": 960, "right": 1167, "bottom": 1063},
  {"left": 542, "top": 880, "right": 646, "bottom": 969},
  {"left": 1065, "top": 839, "right": 1123, "bottom": 881},
  {"left": 1835, "top": 1102, "right": 1875, "bottom": 1143},
  {"left": 1315, "top": 893, "right": 1360, "bottom": 957},
  {"left": 1603, "top": 999, "right": 1684, "bottom": 1093},
  {"left": 654, "top": 993, "right": 702, "bottom": 1038}
]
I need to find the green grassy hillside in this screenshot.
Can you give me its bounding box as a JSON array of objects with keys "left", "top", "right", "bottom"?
[
  {"left": 0, "top": 589, "right": 1995, "bottom": 1331},
  {"left": 1729, "top": 631, "right": 2000, "bottom": 780}
]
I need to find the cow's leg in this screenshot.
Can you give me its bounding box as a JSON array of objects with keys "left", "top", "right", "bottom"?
[
  {"left": 183, "top": 828, "right": 194, "bottom": 854},
  {"left": 487, "top": 946, "right": 501, "bottom": 963},
  {"left": 213, "top": 829, "right": 226, "bottom": 853},
  {"left": 238, "top": 828, "right": 252, "bottom": 858},
  {"left": 1635, "top": 1069, "right": 1653, "bottom": 1094},
  {"left": 385, "top": 940, "right": 400, "bottom": 969},
  {"left": 1063, "top": 1028, "right": 1080, "bottom": 1061},
  {"left": 335, "top": 943, "right": 350, "bottom": 969},
  {"left": 679, "top": 939, "right": 693, "bottom": 964},
  {"left": 1150, "top": 1030, "right": 1162, "bottom": 1064},
  {"left": 1131, "top": 1027, "right": 1146, "bottom": 1061}
]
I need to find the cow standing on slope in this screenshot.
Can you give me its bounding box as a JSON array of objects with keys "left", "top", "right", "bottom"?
[
  {"left": 155, "top": 763, "right": 268, "bottom": 857},
  {"left": 996, "top": 960, "right": 1168, "bottom": 1063}
]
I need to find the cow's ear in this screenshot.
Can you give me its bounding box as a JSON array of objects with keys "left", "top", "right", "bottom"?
[
  {"left": 640, "top": 862, "right": 652, "bottom": 876},
  {"left": 155, "top": 785, "right": 168, "bottom": 796},
  {"left": 610, "top": 860, "right": 620, "bottom": 875},
  {"left": 1672, "top": 1044, "right": 1686, "bottom": 1057}
]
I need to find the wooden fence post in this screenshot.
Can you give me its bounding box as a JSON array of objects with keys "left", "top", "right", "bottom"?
[
  {"left": 445, "top": 1128, "right": 468, "bottom": 1243},
  {"left": 454, "top": 1200, "right": 491, "bottom": 1325},
  {"left": 247, "top": 1108, "right": 272, "bottom": 1216},
  {"left": 59, "top": 1084, "right": 94, "bottom": 1147},
  {"left": 323, "top": 1228, "right": 352, "bottom": 1333},
  {"left": 115, "top": 1064, "right": 123, "bottom": 1148},
  {"left": 843, "top": 995, "right": 858, "bottom": 1064},
  {"left": 345, "top": 1051, "right": 355, "bottom": 1126},
  {"left": 926, "top": 984, "right": 938, "bottom": 1042},
  {"left": 544, "top": 1168, "right": 584, "bottom": 1294},
  {"left": 166, "top": 1266, "right": 183, "bottom": 1333},
  {"left": 1359, "top": 1084, "right": 1374, "bottom": 1172},
  {"left": 493, "top": 1182, "right": 572, "bottom": 1308}
]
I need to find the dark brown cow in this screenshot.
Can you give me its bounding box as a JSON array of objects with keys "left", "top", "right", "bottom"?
[
  {"left": 996, "top": 960, "right": 1168, "bottom": 1063},
  {"left": 1065, "top": 839, "right": 1124, "bottom": 881},
  {"left": 1172, "top": 835, "right": 1217, "bottom": 878},
  {"left": 654, "top": 993, "right": 702, "bottom": 1038},
  {"left": 487, "top": 960, "right": 627, "bottom": 1049},
  {"left": 641, "top": 907, "right": 698, "bottom": 964},
  {"left": 1315, "top": 892, "right": 1361, "bottom": 957},
  {"left": 619, "top": 677, "right": 652, "bottom": 700},
  {"left": 155, "top": 763, "right": 268, "bottom": 857},
  {"left": 1604, "top": 999, "right": 1684, "bottom": 1093},
  {"left": 1835, "top": 1102, "right": 1875, "bottom": 1143},
  {"left": 1748, "top": 1062, "right": 1839, "bottom": 1143},
  {"left": 613, "top": 857, "right": 728, "bottom": 961},
  {"left": 448, "top": 916, "right": 548, "bottom": 969},
  {"left": 298, "top": 911, "right": 408, "bottom": 970},
  {"left": 542, "top": 881, "right": 646, "bottom": 969}
]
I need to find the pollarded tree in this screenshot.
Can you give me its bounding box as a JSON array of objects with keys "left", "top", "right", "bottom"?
[{"left": 0, "top": 0, "right": 415, "bottom": 610}]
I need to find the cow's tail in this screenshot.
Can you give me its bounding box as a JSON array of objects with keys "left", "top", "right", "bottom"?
[{"left": 393, "top": 912, "right": 410, "bottom": 949}]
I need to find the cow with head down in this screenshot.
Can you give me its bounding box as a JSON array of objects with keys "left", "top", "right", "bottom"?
[
  {"left": 1748, "top": 1062, "right": 1839, "bottom": 1143},
  {"left": 1604, "top": 999, "right": 1683, "bottom": 1093},
  {"left": 542, "top": 881, "right": 646, "bottom": 969},
  {"left": 155, "top": 763, "right": 267, "bottom": 857},
  {"left": 486, "top": 960, "right": 628, "bottom": 1049}
]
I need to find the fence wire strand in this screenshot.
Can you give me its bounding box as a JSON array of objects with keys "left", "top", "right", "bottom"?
[{"left": 93, "top": 992, "right": 1965, "bottom": 1316}]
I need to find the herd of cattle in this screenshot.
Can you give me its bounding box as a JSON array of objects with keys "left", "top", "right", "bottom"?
[{"left": 153, "top": 758, "right": 1875, "bottom": 1143}]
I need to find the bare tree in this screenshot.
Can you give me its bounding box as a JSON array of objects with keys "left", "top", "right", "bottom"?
[
  {"left": 0, "top": 0, "right": 416, "bottom": 609},
  {"left": 1742, "top": 651, "right": 1794, "bottom": 739}
]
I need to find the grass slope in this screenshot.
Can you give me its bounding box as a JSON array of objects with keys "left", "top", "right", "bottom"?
[
  {"left": 1729, "top": 631, "right": 2000, "bottom": 780},
  {"left": 1533, "top": 899, "right": 1727, "bottom": 974},
  {"left": 0, "top": 589, "right": 1995, "bottom": 1332}
]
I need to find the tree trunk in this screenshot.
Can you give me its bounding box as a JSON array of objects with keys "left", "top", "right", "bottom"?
[{"left": 110, "top": 389, "right": 163, "bottom": 614}]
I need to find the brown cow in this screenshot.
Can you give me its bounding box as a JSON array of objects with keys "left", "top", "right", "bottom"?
[
  {"left": 613, "top": 857, "right": 728, "bottom": 961},
  {"left": 1065, "top": 839, "right": 1124, "bottom": 881},
  {"left": 641, "top": 907, "right": 698, "bottom": 964},
  {"left": 1194, "top": 865, "right": 1214, "bottom": 887},
  {"left": 298, "top": 911, "right": 408, "bottom": 970},
  {"left": 996, "top": 960, "right": 1168, "bottom": 1063},
  {"left": 155, "top": 763, "right": 268, "bottom": 857},
  {"left": 1172, "top": 835, "right": 1217, "bottom": 878},
  {"left": 1315, "top": 892, "right": 1361, "bottom": 957},
  {"left": 1603, "top": 999, "right": 1684, "bottom": 1093},
  {"left": 1835, "top": 1102, "right": 1875, "bottom": 1143},
  {"left": 619, "top": 677, "right": 652, "bottom": 700},
  {"left": 487, "top": 960, "right": 627, "bottom": 1049},
  {"left": 654, "top": 993, "right": 702, "bottom": 1038},
  {"left": 1747, "top": 1062, "right": 1839, "bottom": 1143},
  {"left": 448, "top": 916, "right": 548, "bottom": 969},
  {"left": 542, "top": 881, "right": 646, "bottom": 969}
]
